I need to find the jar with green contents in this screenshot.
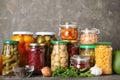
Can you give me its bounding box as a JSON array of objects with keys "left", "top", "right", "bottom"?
[
  {"left": 51, "top": 40, "right": 68, "bottom": 71},
  {"left": 36, "top": 32, "right": 56, "bottom": 67},
  {"left": 2, "top": 40, "right": 19, "bottom": 76},
  {"left": 79, "top": 44, "right": 95, "bottom": 67}
]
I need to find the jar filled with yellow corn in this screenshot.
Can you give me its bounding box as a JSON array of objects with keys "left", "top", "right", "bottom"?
[{"left": 95, "top": 42, "right": 112, "bottom": 74}]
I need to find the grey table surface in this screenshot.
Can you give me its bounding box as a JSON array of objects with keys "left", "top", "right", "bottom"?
[{"left": 0, "top": 75, "right": 120, "bottom": 80}]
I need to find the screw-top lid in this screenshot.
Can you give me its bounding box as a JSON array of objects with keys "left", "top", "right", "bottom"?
[
  {"left": 95, "top": 42, "right": 112, "bottom": 45},
  {"left": 3, "top": 40, "right": 15, "bottom": 44},
  {"left": 36, "top": 32, "right": 55, "bottom": 36},
  {"left": 52, "top": 40, "right": 67, "bottom": 45},
  {"left": 13, "top": 31, "right": 33, "bottom": 35},
  {"left": 79, "top": 44, "right": 96, "bottom": 49}
]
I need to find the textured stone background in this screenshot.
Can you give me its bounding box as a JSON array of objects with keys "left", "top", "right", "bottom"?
[{"left": 0, "top": 0, "right": 120, "bottom": 54}]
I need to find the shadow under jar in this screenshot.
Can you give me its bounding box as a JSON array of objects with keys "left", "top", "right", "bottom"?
[{"left": 28, "top": 43, "right": 45, "bottom": 74}]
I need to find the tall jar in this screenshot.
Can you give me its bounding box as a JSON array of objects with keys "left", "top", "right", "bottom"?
[
  {"left": 79, "top": 44, "right": 96, "bottom": 67},
  {"left": 80, "top": 28, "right": 100, "bottom": 44},
  {"left": 36, "top": 32, "right": 56, "bottom": 67},
  {"left": 28, "top": 43, "right": 45, "bottom": 74},
  {"left": 12, "top": 31, "right": 35, "bottom": 66},
  {"left": 95, "top": 42, "right": 112, "bottom": 74},
  {"left": 59, "top": 22, "right": 78, "bottom": 40},
  {"left": 51, "top": 40, "right": 68, "bottom": 71},
  {"left": 2, "top": 40, "right": 19, "bottom": 76}
]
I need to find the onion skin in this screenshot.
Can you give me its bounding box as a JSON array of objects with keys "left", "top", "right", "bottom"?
[{"left": 41, "top": 67, "right": 51, "bottom": 77}]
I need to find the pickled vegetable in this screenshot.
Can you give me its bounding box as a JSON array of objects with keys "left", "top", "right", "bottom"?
[
  {"left": 59, "top": 22, "right": 78, "bottom": 40},
  {"left": 36, "top": 32, "right": 56, "bottom": 67},
  {"left": 51, "top": 41, "right": 68, "bottom": 71},
  {"left": 95, "top": 42, "right": 112, "bottom": 74},
  {"left": 12, "top": 31, "right": 35, "bottom": 66},
  {"left": 80, "top": 28, "right": 100, "bottom": 44},
  {"left": 2, "top": 40, "right": 19, "bottom": 76},
  {"left": 79, "top": 44, "right": 95, "bottom": 67}
]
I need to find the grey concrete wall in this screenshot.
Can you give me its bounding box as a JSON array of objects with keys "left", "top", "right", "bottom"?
[{"left": 0, "top": 0, "right": 120, "bottom": 54}]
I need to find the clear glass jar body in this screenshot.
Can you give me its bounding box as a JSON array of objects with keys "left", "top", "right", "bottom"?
[
  {"left": 79, "top": 45, "right": 95, "bottom": 67},
  {"left": 59, "top": 22, "right": 78, "bottom": 40},
  {"left": 28, "top": 43, "right": 45, "bottom": 74},
  {"left": 70, "top": 55, "right": 90, "bottom": 71},
  {"left": 95, "top": 42, "right": 112, "bottom": 74},
  {"left": 36, "top": 32, "right": 56, "bottom": 67},
  {"left": 80, "top": 28, "right": 100, "bottom": 44},
  {"left": 12, "top": 31, "right": 35, "bottom": 66},
  {"left": 2, "top": 40, "right": 19, "bottom": 76},
  {"left": 51, "top": 41, "right": 68, "bottom": 71}
]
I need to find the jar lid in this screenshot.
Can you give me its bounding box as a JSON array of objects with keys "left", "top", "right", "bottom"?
[
  {"left": 95, "top": 42, "right": 112, "bottom": 45},
  {"left": 63, "top": 40, "right": 78, "bottom": 43},
  {"left": 71, "top": 55, "right": 90, "bottom": 62},
  {"left": 81, "top": 28, "right": 100, "bottom": 34},
  {"left": 13, "top": 31, "right": 33, "bottom": 35},
  {"left": 59, "top": 22, "right": 77, "bottom": 28},
  {"left": 29, "top": 43, "right": 45, "bottom": 47},
  {"left": 52, "top": 40, "right": 67, "bottom": 45},
  {"left": 36, "top": 32, "right": 55, "bottom": 35},
  {"left": 79, "top": 44, "right": 96, "bottom": 48},
  {"left": 3, "top": 40, "right": 15, "bottom": 44}
]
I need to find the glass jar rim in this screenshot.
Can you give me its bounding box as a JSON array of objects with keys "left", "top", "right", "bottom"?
[
  {"left": 71, "top": 55, "right": 90, "bottom": 61},
  {"left": 59, "top": 22, "right": 77, "bottom": 28},
  {"left": 81, "top": 28, "right": 100, "bottom": 34}
]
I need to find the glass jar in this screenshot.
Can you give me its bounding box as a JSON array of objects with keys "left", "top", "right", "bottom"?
[
  {"left": 59, "top": 22, "right": 78, "bottom": 40},
  {"left": 51, "top": 40, "right": 68, "bottom": 71},
  {"left": 79, "top": 44, "right": 96, "bottom": 67},
  {"left": 28, "top": 43, "right": 45, "bottom": 74},
  {"left": 36, "top": 32, "right": 56, "bottom": 67},
  {"left": 70, "top": 55, "right": 90, "bottom": 71},
  {"left": 12, "top": 31, "right": 35, "bottom": 66},
  {"left": 2, "top": 40, "right": 19, "bottom": 76},
  {"left": 95, "top": 42, "right": 112, "bottom": 74},
  {"left": 80, "top": 28, "right": 100, "bottom": 44}
]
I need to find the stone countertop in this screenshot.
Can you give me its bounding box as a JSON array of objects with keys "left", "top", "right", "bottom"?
[{"left": 0, "top": 75, "right": 120, "bottom": 80}]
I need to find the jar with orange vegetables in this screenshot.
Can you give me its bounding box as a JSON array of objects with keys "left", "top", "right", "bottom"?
[
  {"left": 95, "top": 42, "right": 112, "bottom": 74},
  {"left": 59, "top": 22, "right": 78, "bottom": 40},
  {"left": 12, "top": 31, "right": 35, "bottom": 66},
  {"left": 80, "top": 28, "right": 100, "bottom": 44}
]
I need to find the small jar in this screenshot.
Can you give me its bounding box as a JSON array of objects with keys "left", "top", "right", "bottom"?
[
  {"left": 36, "top": 32, "right": 56, "bottom": 67},
  {"left": 2, "top": 40, "right": 19, "bottom": 76},
  {"left": 12, "top": 31, "right": 35, "bottom": 66},
  {"left": 79, "top": 44, "right": 96, "bottom": 67},
  {"left": 80, "top": 28, "right": 100, "bottom": 44},
  {"left": 51, "top": 40, "right": 68, "bottom": 71},
  {"left": 59, "top": 22, "right": 78, "bottom": 40},
  {"left": 95, "top": 42, "right": 112, "bottom": 74},
  {"left": 70, "top": 55, "right": 90, "bottom": 71},
  {"left": 28, "top": 43, "right": 45, "bottom": 74}
]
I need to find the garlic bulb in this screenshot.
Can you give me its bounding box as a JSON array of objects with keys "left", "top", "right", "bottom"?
[{"left": 90, "top": 65, "right": 102, "bottom": 76}]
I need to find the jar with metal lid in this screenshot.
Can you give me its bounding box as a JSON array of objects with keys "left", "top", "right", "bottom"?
[
  {"left": 79, "top": 44, "right": 96, "bottom": 67},
  {"left": 12, "top": 31, "right": 35, "bottom": 66},
  {"left": 2, "top": 40, "right": 19, "bottom": 76},
  {"left": 28, "top": 43, "right": 45, "bottom": 74},
  {"left": 95, "top": 42, "right": 112, "bottom": 74},
  {"left": 70, "top": 55, "right": 90, "bottom": 71},
  {"left": 80, "top": 28, "right": 100, "bottom": 44},
  {"left": 59, "top": 22, "right": 78, "bottom": 40},
  {"left": 51, "top": 40, "right": 68, "bottom": 71},
  {"left": 36, "top": 32, "right": 56, "bottom": 67}
]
